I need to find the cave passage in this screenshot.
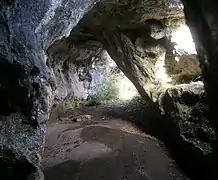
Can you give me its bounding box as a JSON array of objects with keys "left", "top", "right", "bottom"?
[
  {"left": 1, "top": 0, "right": 218, "bottom": 180},
  {"left": 43, "top": 7, "right": 212, "bottom": 179}
]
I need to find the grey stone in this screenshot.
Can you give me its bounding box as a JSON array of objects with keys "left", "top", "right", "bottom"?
[
  {"left": 149, "top": 23, "right": 166, "bottom": 40},
  {"left": 0, "top": 0, "right": 99, "bottom": 179},
  {"left": 159, "top": 82, "right": 216, "bottom": 155}
]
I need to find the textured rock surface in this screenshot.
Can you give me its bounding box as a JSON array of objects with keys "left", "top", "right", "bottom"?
[
  {"left": 1, "top": 1, "right": 182, "bottom": 178},
  {"left": 182, "top": 0, "right": 218, "bottom": 178},
  {"left": 68, "top": 0, "right": 184, "bottom": 99},
  {"left": 0, "top": 0, "right": 99, "bottom": 179},
  {"left": 159, "top": 82, "right": 215, "bottom": 155},
  {"left": 46, "top": 0, "right": 187, "bottom": 152},
  {"left": 47, "top": 39, "right": 115, "bottom": 102},
  {"left": 1, "top": 0, "right": 218, "bottom": 179},
  {"left": 66, "top": 0, "right": 201, "bottom": 101}
]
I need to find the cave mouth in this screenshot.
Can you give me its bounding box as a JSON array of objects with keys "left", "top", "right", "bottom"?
[
  {"left": 1, "top": 0, "right": 218, "bottom": 180},
  {"left": 41, "top": 7, "right": 213, "bottom": 179},
  {"left": 46, "top": 38, "right": 139, "bottom": 103}
]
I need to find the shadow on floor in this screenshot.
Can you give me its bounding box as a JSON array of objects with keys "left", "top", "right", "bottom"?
[
  {"left": 43, "top": 126, "right": 185, "bottom": 180},
  {"left": 97, "top": 98, "right": 213, "bottom": 180}
]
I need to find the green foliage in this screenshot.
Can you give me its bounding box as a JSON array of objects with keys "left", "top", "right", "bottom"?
[
  {"left": 71, "top": 100, "right": 81, "bottom": 109},
  {"left": 88, "top": 77, "right": 119, "bottom": 102}
]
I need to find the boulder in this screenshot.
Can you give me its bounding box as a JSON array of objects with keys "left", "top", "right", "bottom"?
[{"left": 159, "top": 82, "right": 216, "bottom": 155}]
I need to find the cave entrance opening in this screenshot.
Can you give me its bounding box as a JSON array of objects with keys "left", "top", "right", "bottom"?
[
  {"left": 1, "top": 0, "right": 218, "bottom": 180},
  {"left": 46, "top": 38, "right": 139, "bottom": 104},
  {"left": 41, "top": 9, "right": 209, "bottom": 179},
  {"left": 40, "top": 0, "right": 218, "bottom": 178}
]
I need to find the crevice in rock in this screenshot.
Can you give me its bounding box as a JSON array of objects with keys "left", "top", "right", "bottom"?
[
  {"left": 0, "top": 149, "right": 35, "bottom": 180},
  {"left": 0, "top": 60, "right": 34, "bottom": 120}
]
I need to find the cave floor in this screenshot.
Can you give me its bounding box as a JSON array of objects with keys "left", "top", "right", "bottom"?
[{"left": 42, "top": 98, "right": 189, "bottom": 180}]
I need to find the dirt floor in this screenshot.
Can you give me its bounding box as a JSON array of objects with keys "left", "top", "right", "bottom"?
[{"left": 42, "top": 98, "right": 189, "bottom": 180}]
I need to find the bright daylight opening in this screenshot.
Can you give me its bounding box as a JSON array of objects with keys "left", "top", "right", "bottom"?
[
  {"left": 115, "top": 74, "right": 139, "bottom": 101},
  {"left": 109, "top": 25, "right": 197, "bottom": 101},
  {"left": 171, "top": 25, "right": 197, "bottom": 55},
  {"left": 155, "top": 53, "right": 172, "bottom": 85}
]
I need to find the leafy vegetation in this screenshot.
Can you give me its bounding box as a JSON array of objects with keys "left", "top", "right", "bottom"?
[{"left": 88, "top": 77, "right": 119, "bottom": 102}]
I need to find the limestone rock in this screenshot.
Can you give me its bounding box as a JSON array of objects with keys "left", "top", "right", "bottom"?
[
  {"left": 73, "top": 114, "right": 92, "bottom": 122},
  {"left": 182, "top": 0, "right": 218, "bottom": 177},
  {"left": 159, "top": 82, "right": 216, "bottom": 155},
  {"left": 67, "top": 0, "right": 184, "bottom": 100},
  {"left": 2, "top": 0, "right": 216, "bottom": 179},
  {"left": 47, "top": 38, "right": 115, "bottom": 102},
  {"left": 0, "top": 0, "right": 99, "bottom": 179},
  {"left": 148, "top": 21, "right": 166, "bottom": 40}
]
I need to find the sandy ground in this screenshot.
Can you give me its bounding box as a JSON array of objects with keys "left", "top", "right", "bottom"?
[{"left": 42, "top": 102, "right": 189, "bottom": 180}]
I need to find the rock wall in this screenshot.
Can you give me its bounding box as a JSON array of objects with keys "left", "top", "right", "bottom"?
[
  {"left": 47, "top": 39, "right": 115, "bottom": 102},
  {"left": 0, "top": 0, "right": 99, "bottom": 179},
  {"left": 182, "top": 0, "right": 218, "bottom": 177}
]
